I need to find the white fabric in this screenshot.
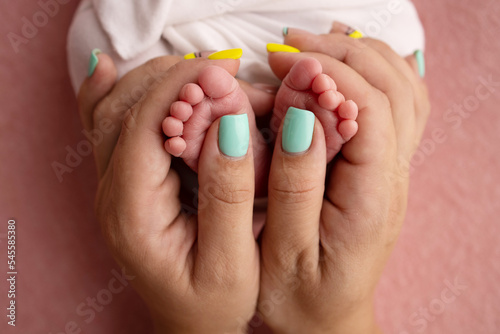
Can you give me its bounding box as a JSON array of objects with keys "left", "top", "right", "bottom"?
[{"left": 68, "top": 0, "right": 425, "bottom": 93}]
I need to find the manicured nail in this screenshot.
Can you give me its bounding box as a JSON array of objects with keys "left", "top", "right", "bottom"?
[
  {"left": 207, "top": 48, "right": 243, "bottom": 60},
  {"left": 184, "top": 50, "right": 217, "bottom": 59},
  {"left": 219, "top": 114, "right": 249, "bottom": 158},
  {"left": 87, "top": 49, "right": 101, "bottom": 77},
  {"left": 331, "top": 21, "right": 363, "bottom": 39},
  {"left": 184, "top": 52, "right": 197, "bottom": 59},
  {"left": 282, "top": 107, "right": 315, "bottom": 154},
  {"left": 266, "top": 43, "right": 300, "bottom": 53},
  {"left": 283, "top": 27, "right": 288, "bottom": 36},
  {"left": 285, "top": 28, "right": 312, "bottom": 36},
  {"left": 414, "top": 50, "right": 425, "bottom": 78},
  {"left": 348, "top": 29, "right": 364, "bottom": 39}
]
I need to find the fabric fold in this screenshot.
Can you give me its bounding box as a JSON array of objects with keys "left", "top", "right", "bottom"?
[{"left": 92, "top": 0, "right": 411, "bottom": 60}]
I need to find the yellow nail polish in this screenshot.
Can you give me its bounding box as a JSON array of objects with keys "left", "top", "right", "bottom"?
[
  {"left": 348, "top": 30, "right": 363, "bottom": 39},
  {"left": 207, "top": 48, "right": 243, "bottom": 60},
  {"left": 266, "top": 43, "right": 300, "bottom": 53},
  {"left": 184, "top": 52, "right": 196, "bottom": 60}
]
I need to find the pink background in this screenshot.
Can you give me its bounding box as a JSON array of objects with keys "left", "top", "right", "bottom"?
[{"left": 1, "top": 0, "right": 499, "bottom": 333}]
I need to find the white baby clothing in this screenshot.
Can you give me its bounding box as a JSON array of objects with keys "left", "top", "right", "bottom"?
[{"left": 67, "top": 0, "right": 425, "bottom": 93}]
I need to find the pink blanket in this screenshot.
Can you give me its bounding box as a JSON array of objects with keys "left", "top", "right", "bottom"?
[{"left": 0, "top": 0, "right": 498, "bottom": 333}]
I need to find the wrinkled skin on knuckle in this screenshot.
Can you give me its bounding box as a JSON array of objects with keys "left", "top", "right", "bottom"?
[
  {"left": 294, "top": 249, "right": 320, "bottom": 284},
  {"left": 206, "top": 181, "right": 253, "bottom": 206},
  {"left": 270, "top": 183, "right": 317, "bottom": 206},
  {"left": 270, "top": 161, "right": 320, "bottom": 205},
  {"left": 120, "top": 105, "right": 141, "bottom": 135}
]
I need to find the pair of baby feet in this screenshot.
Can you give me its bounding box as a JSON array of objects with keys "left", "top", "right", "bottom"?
[{"left": 162, "top": 56, "right": 359, "bottom": 194}]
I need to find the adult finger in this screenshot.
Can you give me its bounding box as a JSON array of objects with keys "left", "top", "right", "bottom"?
[
  {"left": 196, "top": 114, "right": 258, "bottom": 278},
  {"left": 262, "top": 107, "right": 327, "bottom": 273},
  {"left": 283, "top": 31, "right": 415, "bottom": 154},
  {"left": 404, "top": 52, "right": 431, "bottom": 145},
  {"left": 268, "top": 51, "right": 395, "bottom": 167},
  {"left": 104, "top": 58, "right": 240, "bottom": 189},
  {"left": 77, "top": 50, "right": 117, "bottom": 132},
  {"left": 360, "top": 39, "right": 430, "bottom": 143},
  {"left": 77, "top": 51, "right": 118, "bottom": 177},
  {"left": 78, "top": 55, "right": 183, "bottom": 178},
  {"left": 325, "top": 22, "right": 430, "bottom": 156}
]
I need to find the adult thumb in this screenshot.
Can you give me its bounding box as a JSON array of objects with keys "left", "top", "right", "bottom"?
[
  {"left": 196, "top": 114, "right": 258, "bottom": 272},
  {"left": 262, "top": 107, "right": 327, "bottom": 268}
]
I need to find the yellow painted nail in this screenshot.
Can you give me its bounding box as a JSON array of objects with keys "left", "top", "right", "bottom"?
[
  {"left": 266, "top": 43, "right": 300, "bottom": 53},
  {"left": 207, "top": 48, "right": 243, "bottom": 60},
  {"left": 348, "top": 30, "right": 363, "bottom": 39},
  {"left": 184, "top": 52, "right": 196, "bottom": 59}
]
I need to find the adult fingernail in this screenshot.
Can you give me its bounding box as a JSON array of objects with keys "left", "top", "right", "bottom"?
[
  {"left": 219, "top": 114, "right": 249, "bottom": 158},
  {"left": 330, "top": 21, "right": 363, "bottom": 39},
  {"left": 184, "top": 50, "right": 218, "bottom": 59},
  {"left": 266, "top": 43, "right": 300, "bottom": 53},
  {"left": 282, "top": 107, "right": 315, "bottom": 154},
  {"left": 414, "top": 50, "right": 425, "bottom": 78},
  {"left": 207, "top": 48, "right": 243, "bottom": 60},
  {"left": 284, "top": 27, "right": 312, "bottom": 36},
  {"left": 87, "top": 48, "right": 101, "bottom": 77},
  {"left": 184, "top": 52, "right": 197, "bottom": 60},
  {"left": 348, "top": 29, "right": 364, "bottom": 39}
]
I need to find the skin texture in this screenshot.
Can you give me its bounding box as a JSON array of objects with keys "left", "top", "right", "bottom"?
[
  {"left": 257, "top": 30, "right": 429, "bottom": 333},
  {"left": 77, "top": 28, "right": 429, "bottom": 333},
  {"left": 79, "top": 57, "right": 261, "bottom": 334}
]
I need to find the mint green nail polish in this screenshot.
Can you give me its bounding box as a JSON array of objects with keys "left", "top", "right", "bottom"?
[
  {"left": 414, "top": 49, "right": 425, "bottom": 78},
  {"left": 283, "top": 27, "right": 289, "bottom": 36},
  {"left": 219, "top": 114, "right": 249, "bottom": 158},
  {"left": 87, "top": 49, "right": 101, "bottom": 77},
  {"left": 282, "top": 107, "right": 315, "bottom": 154}
]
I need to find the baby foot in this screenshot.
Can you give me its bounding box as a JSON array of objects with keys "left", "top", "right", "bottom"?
[
  {"left": 271, "top": 57, "right": 358, "bottom": 161},
  {"left": 163, "top": 65, "right": 270, "bottom": 195}
]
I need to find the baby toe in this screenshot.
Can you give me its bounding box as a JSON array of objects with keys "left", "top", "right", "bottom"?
[
  {"left": 338, "top": 100, "right": 359, "bottom": 120},
  {"left": 179, "top": 83, "right": 205, "bottom": 105},
  {"left": 338, "top": 119, "right": 359, "bottom": 142},
  {"left": 312, "top": 73, "right": 337, "bottom": 94},
  {"left": 163, "top": 116, "right": 184, "bottom": 137},
  {"left": 165, "top": 137, "right": 187, "bottom": 157},
  {"left": 198, "top": 65, "right": 238, "bottom": 99},
  {"left": 318, "top": 90, "right": 344, "bottom": 110},
  {"left": 170, "top": 101, "right": 193, "bottom": 121},
  {"left": 286, "top": 57, "right": 323, "bottom": 91}
]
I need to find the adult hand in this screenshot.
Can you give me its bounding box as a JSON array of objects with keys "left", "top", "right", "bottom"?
[
  {"left": 77, "top": 54, "right": 260, "bottom": 334},
  {"left": 258, "top": 29, "right": 429, "bottom": 333}
]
